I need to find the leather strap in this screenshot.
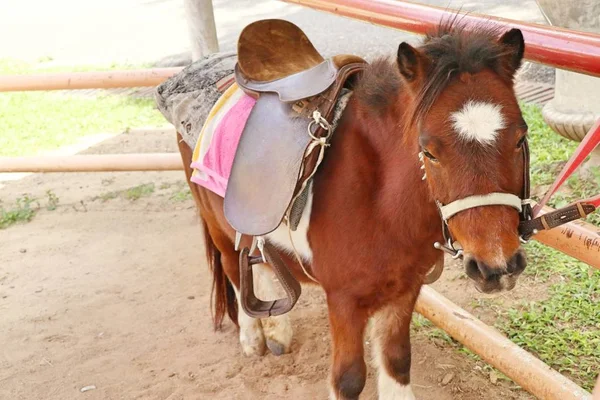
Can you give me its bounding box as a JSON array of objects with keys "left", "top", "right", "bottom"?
[
  {"left": 239, "top": 242, "right": 302, "bottom": 318},
  {"left": 519, "top": 201, "right": 596, "bottom": 237},
  {"left": 518, "top": 118, "right": 600, "bottom": 240}
]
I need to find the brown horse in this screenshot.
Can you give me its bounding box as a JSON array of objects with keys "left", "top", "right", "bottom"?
[{"left": 178, "top": 21, "right": 529, "bottom": 400}]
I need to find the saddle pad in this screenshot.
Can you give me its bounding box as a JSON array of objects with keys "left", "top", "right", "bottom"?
[
  {"left": 190, "top": 83, "right": 256, "bottom": 197},
  {"left": 155, "top": 51, "right": 238, "bottom": 150}
]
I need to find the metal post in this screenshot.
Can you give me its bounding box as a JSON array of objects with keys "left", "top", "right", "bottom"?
[{"left": 184, "top": 0, "right": 219, "bottom": 61}]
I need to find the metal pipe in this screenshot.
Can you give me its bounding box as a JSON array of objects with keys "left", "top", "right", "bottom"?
[
  {"left": 0, "top": 154, "right": 183, "bottom": 172},
  {"left": 280, "top": 0, "right": 600, "bottom": 77},
  {"left": 0, "top": 68, "right": 182, "bottom": 92},
  {"left": 2, "top": 158, "right": 599, "bottom": 271},
  {"left": 415, "top": 286, "right": 591, "bottom": 400},
  {"left": 534, "top": 206, "right": 600, "bottom": 270}
]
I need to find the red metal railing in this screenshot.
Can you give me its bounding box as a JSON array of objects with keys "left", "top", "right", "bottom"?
[{"left": 281, "top": 0, "right": 600, "bottom": 77}]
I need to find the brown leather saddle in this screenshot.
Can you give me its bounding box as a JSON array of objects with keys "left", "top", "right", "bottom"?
[{"left": 223, "top": 19, "right": 367, "bottom": 318}]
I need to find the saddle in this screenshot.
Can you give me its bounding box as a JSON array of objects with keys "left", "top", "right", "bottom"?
[{"left": 223, "top": 19, "right": 367, "bottom": 318}]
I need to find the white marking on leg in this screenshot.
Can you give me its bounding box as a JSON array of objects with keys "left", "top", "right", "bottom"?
[
  {"left": 450, "top": 100, "right": 505, "bottom": 145},
  {"left": 372, "top": 308, "right": 416, "bottom": 400},
  {"left": 329, "top": 384, "right": 338, "bottom": 400},
  {"left": 233, "top": 287, "right": 265, "bottom": 356},
  {"left": 254, "top": 264, "right": 294, "bottom": 355},
  {"left": 266, "top": 187, "right": 313, "bottom": 261}
]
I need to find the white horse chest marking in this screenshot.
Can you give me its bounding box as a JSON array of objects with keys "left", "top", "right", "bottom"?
[{"left": 265, "top": 187, "right": 313, "bottom": 261}]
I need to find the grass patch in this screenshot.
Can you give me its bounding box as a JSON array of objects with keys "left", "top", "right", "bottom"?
[
  {"left": 0, "top": 58, "right": 150, "bottom": 75},
  {"left": 500, "top": 104, "right": 600, "bottom": 391},
  {"left": 96, "top": 183, "right": 155, "bottom": 202},
  {"left": 0, "top": 58, "right": 166, "bottom": 157},
  {"left": 521, "top": 103, "right": 600, "bottom": 225},
  {"left": 45, "top": 190, "right": 59, "bottom": 211},
  {"left": 0, "top": 195, "right": 38, "bottom": 229},
  {"left": 124, "top": 183, "right": 155, "bottom": 200},
  {"left": 499, "top": 242, "right": 600, "bottom": 391},
  {"left": 169, "top": 188, "right": 192, "bottom": 202}
]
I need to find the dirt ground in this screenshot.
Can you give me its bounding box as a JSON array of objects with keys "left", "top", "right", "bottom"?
[{"left": 0, "top": 129, "right": 535, "bottom": 400}]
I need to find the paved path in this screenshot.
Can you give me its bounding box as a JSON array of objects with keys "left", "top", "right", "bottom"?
[{"left": 1, "top": 0, "right": 546, "bottom": 66}]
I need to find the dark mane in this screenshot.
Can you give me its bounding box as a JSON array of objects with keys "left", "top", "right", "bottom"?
[
  {"left": 354, "top": 18, "right": 515, "bottom": 120},
  {"left": 353, "top": 57, "right": 401, "bottom": 114},
  {"left": 415, "top": 19, "right": 512, "bottom": 120}
]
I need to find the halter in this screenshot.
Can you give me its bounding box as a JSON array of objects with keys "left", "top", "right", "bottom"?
[{"left": 426, "top": 140, "right": 533, "bottom": 259}]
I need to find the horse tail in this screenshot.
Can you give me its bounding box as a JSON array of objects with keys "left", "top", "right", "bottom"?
[{"left": 201, "top": 218, "right": 239, "bottom": 330}]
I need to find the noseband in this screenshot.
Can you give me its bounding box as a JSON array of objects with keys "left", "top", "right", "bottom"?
[
  {"left": 424, "top": 120, "right": 600, "bottom": 263},
  {"left": 425, "top": 140, "right": 533, "bottom": 259}
]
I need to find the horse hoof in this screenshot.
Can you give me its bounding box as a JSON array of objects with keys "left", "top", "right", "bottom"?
[
  {"left": 240, "top": 339, "right": 266, "bottom": 357},
  {"left": 262, "top": 315, "right": 293, "bottom": 355},
  {"left": 266, "top": 338, "right": 287, "bottom": 356},
  {"left": 239, "top": 324, "right": 267, "bottom": 357}
]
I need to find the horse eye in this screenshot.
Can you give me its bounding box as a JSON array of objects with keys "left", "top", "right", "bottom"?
[
  {"left": 423, "top": 150, "right": 438, "bottom": 162},
  {"left": 516, "top": 135, "right": 527, "bottom": 148}
]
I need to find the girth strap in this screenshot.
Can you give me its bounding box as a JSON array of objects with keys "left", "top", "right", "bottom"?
[{"left": 439, "top": 193, "right": 523, "bottom": 221}]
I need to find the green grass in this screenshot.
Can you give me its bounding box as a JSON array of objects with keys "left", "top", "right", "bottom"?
[
  {"left": 0, "top": 58, "right": 166, "bottom": 157},
  {"left": 522, "top": 103, "right": 600, "bottom": 225},
  {"left": 169, "top": 187, "right": 192, "bottom": 202},
  {"left": 0, "top": 195, "right": 38, "bottom": 229},
  {"left": 500, "top": 242, "right": 600, "bottom": 391},
  {"left": 96, "top": 183, "right": 156, "bottom": 202},
  {"left": 500, "top": 104, "right": 600, "bottom": 391},
  {"left": 124, "top": 183, "right": 155, "bottom": 200}
]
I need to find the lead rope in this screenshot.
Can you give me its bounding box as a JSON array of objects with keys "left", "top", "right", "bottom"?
[{"left": 283, "top": 111, "right": 333, "bottom": 284}]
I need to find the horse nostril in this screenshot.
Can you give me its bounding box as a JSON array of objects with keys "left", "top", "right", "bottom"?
[
  {"left": 475, "top": 260, "right": 498, "bottom": 280},
  {"left": 507, "top": 251, "right": 527, "bottom": 274},
  {"left": 465, "top": 258, "right": 482, "bottom": 281}
]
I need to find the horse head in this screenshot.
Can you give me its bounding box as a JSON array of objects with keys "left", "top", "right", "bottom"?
[{"left": 398, "top": 25, "right": 529, "bottom": 293}]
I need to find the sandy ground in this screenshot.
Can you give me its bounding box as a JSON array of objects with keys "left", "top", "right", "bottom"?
[{"left": 0, "top": 128, "right": 540, "bottom": 399}]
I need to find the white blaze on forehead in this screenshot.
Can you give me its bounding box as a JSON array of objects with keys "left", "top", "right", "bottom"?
[{"left": 450, "top": 100, "right": 505, "bottom": 145}]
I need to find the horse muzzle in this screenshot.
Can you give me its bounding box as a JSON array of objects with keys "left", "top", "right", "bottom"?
[{"left": 464, "top": 249, "right": 527, "bottom": 293}]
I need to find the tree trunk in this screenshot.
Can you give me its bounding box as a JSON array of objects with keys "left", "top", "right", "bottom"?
[{"left": 184, "top": 0, "right": 219, "bottom": 61}]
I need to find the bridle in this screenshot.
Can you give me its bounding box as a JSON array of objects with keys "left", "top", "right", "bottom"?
[
  {"left": 427, "top": 139, "right": 533, "bottom": 259},
  {"left": 426, "top": 117, "right": 600, "bottom": 260}
]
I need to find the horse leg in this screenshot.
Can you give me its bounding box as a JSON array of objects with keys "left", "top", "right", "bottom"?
[
  {"left": 212, "top": 248, "right": 264, "bottom": 357},
  {"left": 178, "top": 132, "right": 266, "bottom": 356},
  {"left": 177, "top": 132, "right": 291, "bottom": 356},
  {"left": 327, "top": 294, "right": 369, "bottom": 400},
  {"left": 371, "top": 292, "right": 419, "bottom": 400},
  {"left": 253, "top": 263, "right": 294, "bottom": 355}
]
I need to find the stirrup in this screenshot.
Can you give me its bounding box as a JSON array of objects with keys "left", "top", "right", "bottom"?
[{"left": 238, "top": 241, "right": 302, "bottom": 318}]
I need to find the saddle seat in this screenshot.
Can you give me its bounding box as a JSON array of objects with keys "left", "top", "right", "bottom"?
[
  {"left": 225, "top": 19, "right": 367, "bottom": 237},
  {"left": 224, "top": 19, "right": 368, "bottom": 318},
  {"left": 236, "top": 20, "right": 365, "bottom": 103}
]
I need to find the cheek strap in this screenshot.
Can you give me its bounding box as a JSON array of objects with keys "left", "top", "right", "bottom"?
[{"left": 438, "top": 193, "right": 523, "bottom": 221}]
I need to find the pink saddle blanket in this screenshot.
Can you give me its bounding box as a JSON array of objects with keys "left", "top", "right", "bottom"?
[{"left": 190, "top": 84, "right": 256, "bottom": 197}]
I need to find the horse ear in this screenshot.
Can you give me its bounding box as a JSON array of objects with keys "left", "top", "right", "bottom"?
[
  {"left": 498, "top": 29, "right": 525, "bottom": 75},
  {"left": 397, "top": 42, "right": 428, "bottom": 84}
]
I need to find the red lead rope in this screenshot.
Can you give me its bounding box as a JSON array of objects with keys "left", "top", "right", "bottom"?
[{"left": 533, "top": 118, "right": 600, "bottom": 216}]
